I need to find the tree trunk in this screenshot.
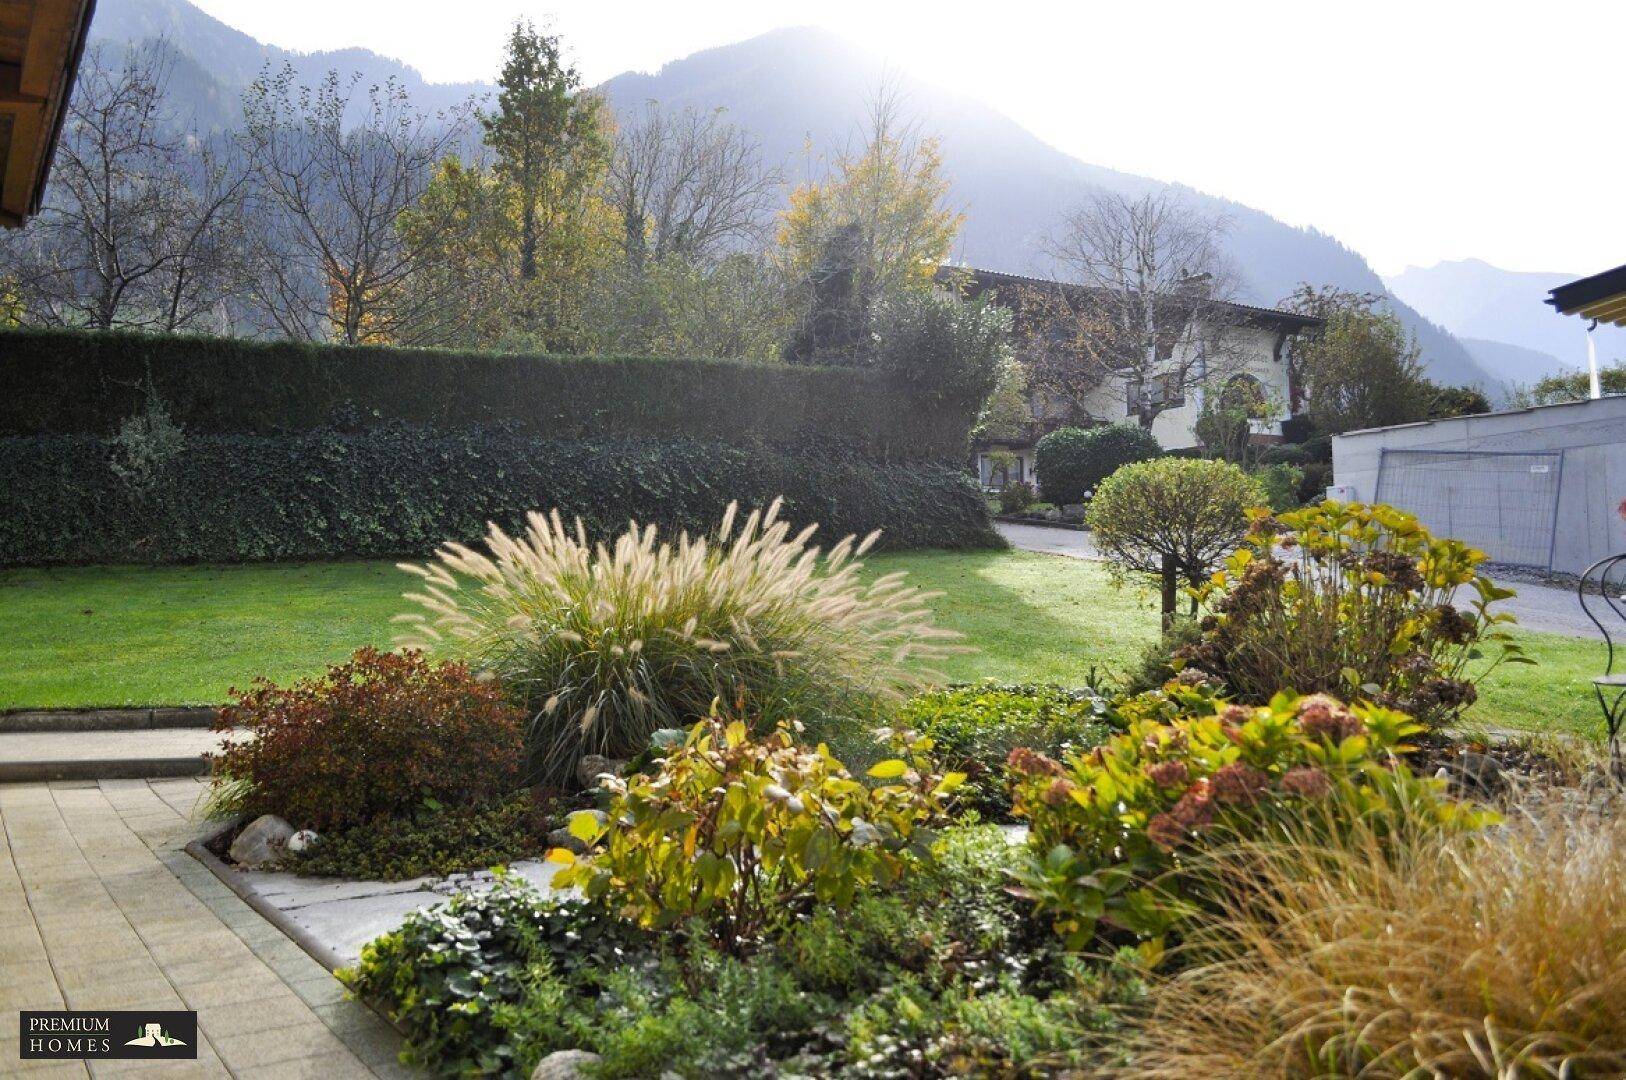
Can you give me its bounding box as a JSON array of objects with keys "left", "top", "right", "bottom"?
[{"left": 1160, "top": 553, "right": 1178, "bottom": 631}]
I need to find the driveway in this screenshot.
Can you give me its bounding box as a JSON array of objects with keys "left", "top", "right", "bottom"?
[{"left": 997, "top": 523, "right": 1601, "bottom": 640}]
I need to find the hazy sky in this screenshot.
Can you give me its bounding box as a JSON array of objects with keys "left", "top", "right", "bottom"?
[{"left": 187, "top": 0, "right": 1624, "bottom": 279}]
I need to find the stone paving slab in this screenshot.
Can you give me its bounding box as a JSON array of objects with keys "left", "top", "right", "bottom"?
[
  {"left": 0, "top": 779, "right": 418, "bottom": 1078},
  {"left": 229, "top": 860, "right": 563, "bottom": 965},
  {"left": 0, "top": 729, "right": 227, "bottom": 763}
]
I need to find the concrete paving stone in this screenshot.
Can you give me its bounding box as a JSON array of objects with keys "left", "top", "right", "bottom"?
[
  {"left": 0, "top": 980, "right": 65, "bottom": 1011},
  {"left": 285, "top": 975, "right": 348, "bottom": 1009},
  {"left": 53, "top": 956, "right": 169, "bottom": 992},
  {"left": 39, "top": 932, "right": 151, "bottom": 967},
  {"left": 180, "top": 971, "right": 300, "bottom": 1009},
  {"left": 161, "top": 952, "right": 266, "bottom": 989},
  {"left": 209, "top": 1021, "right": 359, "bottom": 1071},
  {"left": 235, "top": 1056, "right": 378, "bottom": 1080},
  {"left": 62, "top": 980, "right": 185, "bottom": 1012},
  {"left": 90, "top": 1060, "right": 230, "bottom": 1080},
  {"left": 197, "top": 992, "right": 319, "bottom": 1038},
  {"left": 0, "top": 933, "right": 52, "bottom": 967},
  {"left": 240, "top": 872, "right": 438, "bottom": 907}
]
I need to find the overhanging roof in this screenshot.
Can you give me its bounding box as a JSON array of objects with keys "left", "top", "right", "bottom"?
[
  {"left": 1547, "top": 262, "right": 1626, "bottom": 327},
  {"left": 940, "top": 265, "right": 1323, "bottom": 332},
  {"left": 1, "top": 0, "right": 96, "bottom": 227}
]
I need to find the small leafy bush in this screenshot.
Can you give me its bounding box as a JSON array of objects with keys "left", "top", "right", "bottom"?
[
  {"left": 1035, "top": 424, "right": 1161, "bottom": 504},
  {"left": 1086, "top": 456, "right": 1263, "bottom": 621},
  {"left": 552, "top": 714, "right": 964, "bottom": 954},
  {"left": 285, "top": 792, "right": 559, "bottom": 881},
  {"left": 1179, "top": 500, "right": 1528, "bottom": 728},
  {"left": 1249, "top": 461, "right": 1305, "bottom": 511},
  {"left": 894, "top": 684, "right": 1115, "bottom": 815},
  {"left": 997, "top": 479, "right": 1036, "bottom": 514},
  {"left": 211, "top": 648, "right": 524, "bottom": 832},
  {"left": 1006, "top": 690, "right": 1493, "bottom": 959},
  {"left": 399, "top": 499, "right": 961, "bottom": 786},
  {"left": 341, "top": 874, "right": 648, "bottom": 1077}
]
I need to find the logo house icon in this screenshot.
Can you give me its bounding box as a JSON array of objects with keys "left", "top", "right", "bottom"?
[{"left": 125, "top": 1022, "right": 186, "bottom": 1048}]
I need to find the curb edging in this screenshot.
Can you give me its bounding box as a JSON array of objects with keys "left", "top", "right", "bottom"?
[{"left": 0, "top": 706, "right": 216, "bottom": 733}]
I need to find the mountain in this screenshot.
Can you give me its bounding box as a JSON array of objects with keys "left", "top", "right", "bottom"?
[
  {"left": 598, "top": 28, "right": 1486, "bottom": 387},
  {"left": 86, "top": 5, "right": 1488, "bottom": 387},
  {"left": 1385, "top": 258, "right": 1626, "bottom": 387},
  {"left": 88, "top": 0, "right": 488, "bottom": 128}
]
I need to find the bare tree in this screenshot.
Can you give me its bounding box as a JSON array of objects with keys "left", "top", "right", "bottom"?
[
  {"left": 1042, "top": 190, "right": 1246, "bottom": 429},
  {"left": 2, "top": 42, "right": 248, "bottom": 332},
  {"left": 238, "top": 65, "right": 472, "bottom": 345},
  {"left": 608, "top": 101, "right": 781, "bottom": 269}
]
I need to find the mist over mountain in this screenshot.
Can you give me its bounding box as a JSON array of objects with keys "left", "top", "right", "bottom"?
[
  {"left": 1385, "top": 257, "right": 1625, "bottom": 388},
  {"left": 87, "top": 2, "right": 1489, "bottom": 387}
]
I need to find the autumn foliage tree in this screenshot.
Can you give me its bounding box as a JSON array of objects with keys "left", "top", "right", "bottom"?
[{"left": 778, "top": 89, "right": 963, "bottom": 363}]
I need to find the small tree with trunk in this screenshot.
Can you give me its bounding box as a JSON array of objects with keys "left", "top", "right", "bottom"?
[{"left": 1086, "top": 457, "right": 1262, "bottom": 627}]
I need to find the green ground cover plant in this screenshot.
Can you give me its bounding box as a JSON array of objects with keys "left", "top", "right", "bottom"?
[{"left": 893, "top": 683, "right": 1117, "bottom": 816}]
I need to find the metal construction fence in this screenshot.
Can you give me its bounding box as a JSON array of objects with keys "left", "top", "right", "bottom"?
[{"left": 1373, "top": 448, "right": 1565, "bottom": 569}]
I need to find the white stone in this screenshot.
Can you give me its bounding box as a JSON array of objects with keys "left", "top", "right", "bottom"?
[
  {"left": 531, "top": 1049, "right": 601, "bottom": 1079},
  {"left": 286, "top": 829, "right": 320, "bottom": 853},
  {"left": 229, "top": 814, "right": 295, "bottom": 867}
]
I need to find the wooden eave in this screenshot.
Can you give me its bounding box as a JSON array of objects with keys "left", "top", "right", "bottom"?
[{"left": 0, "top": 0, "right": 96, "bottom": 227}]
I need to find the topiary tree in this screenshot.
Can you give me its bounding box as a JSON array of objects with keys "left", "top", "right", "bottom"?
[
  {"left": 1086, "top": 457, "right": 1263, "bottom": 625},
  {"left": 1035, "top": 424, "right": 1161, "bottom": 505}
]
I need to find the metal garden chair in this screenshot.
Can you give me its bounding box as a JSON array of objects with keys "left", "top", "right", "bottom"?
[{"left": 1579, "top": 553, "right": 1626, "bottom": 763}]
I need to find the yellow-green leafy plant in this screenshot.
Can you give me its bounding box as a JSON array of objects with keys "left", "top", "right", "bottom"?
[
  {"left": 1006, "top": 691, "right": 1493, "bottom": 961},
  {"left": 1131, "top": 807, "right": 1626, "bottom": 1078},
  {"left": 1179, "top": 500, "right": 1528, "bottom": 728},
  {"left": 396, "top": 499, "right": 962, "bottom": 786},
  {"left": 550, "top": 713, "right": 965, "bottom": 954}
]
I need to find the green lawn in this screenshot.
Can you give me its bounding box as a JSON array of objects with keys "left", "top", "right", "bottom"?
[{"left": 0, "top": 551, "right": 1604, "bottom": 740}]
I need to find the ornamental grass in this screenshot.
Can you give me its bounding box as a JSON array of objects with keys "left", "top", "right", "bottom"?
[
  {"left": 1129, "top": 805, "right": 1626, "bottom": 1078},
  {"left": 396, "top": 499, "right": 962, "bottom": 786}
]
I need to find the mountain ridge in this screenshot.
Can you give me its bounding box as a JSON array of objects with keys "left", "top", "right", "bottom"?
[{"left": 88, "top": 1, "right": 1491, "bottom": 388}]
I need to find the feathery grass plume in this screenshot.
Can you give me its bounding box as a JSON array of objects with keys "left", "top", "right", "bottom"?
[
  {"left": 396, "top": 499, "right": 965, "bottom": 786},
  {"left": 1128, "top": 804, "right": 1626, "bottom": 1078}
]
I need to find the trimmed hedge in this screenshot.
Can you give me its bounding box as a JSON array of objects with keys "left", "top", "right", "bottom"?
[
  {"left": 1034, "top": 423, "right": 1161, "bottom": 504},
  {"left": 0, "top": 329, "right": 969, "bottom": 461},
  {"left": 0, "top": 427, "right": 1002, "bottom": 566}
]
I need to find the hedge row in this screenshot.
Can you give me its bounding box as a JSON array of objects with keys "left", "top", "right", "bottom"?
[
  {"left": 0, "top": 329, "right": 970, "bottom": 461},
  {"left": 0, "top": 428, "right": 1002, "bottom": 566}
]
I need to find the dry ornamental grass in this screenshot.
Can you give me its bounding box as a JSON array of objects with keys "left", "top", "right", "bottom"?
[{"left": 396, "top": 499, "right": 965, "bottom": 785}]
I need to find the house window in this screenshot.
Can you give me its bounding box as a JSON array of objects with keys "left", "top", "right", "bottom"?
[
  {"left": 1127, "top": 375, "right": 1185, "bottom": 416},
  {"left": 979, "top": 453, "right": 1023, "bottom": 488}
]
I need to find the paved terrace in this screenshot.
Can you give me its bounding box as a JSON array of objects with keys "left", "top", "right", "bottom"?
[{"left": 1, "top": 778, "right": 415, "bottom": 1079}]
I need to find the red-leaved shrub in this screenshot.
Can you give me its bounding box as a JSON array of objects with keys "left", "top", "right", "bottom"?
[{"left": 212, "top": 648, "right": 524, "bottom": 831}]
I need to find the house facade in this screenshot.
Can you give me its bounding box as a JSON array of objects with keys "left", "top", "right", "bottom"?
[{"left": 946, "top": 267, "right": 1322, "bottom": 490}]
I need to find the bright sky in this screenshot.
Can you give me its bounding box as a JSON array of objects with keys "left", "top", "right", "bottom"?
[{"left": 187, "top": 0, "right": 1625, "bottom": 279}]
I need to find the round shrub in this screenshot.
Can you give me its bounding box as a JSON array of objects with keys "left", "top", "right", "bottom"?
[
  {"left": 1086, "top": 457, "right": 1263, "bottom": 621},
  {"left": 398, "top": 500, "right": 962, "bottom": 787},
  {"left": 212, "top": 647, "right": 525, "bottom": 832},
  {"left": 1034, "top": 424, "right": 1161, "bottom": 505}
]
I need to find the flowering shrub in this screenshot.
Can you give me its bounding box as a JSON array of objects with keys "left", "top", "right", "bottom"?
[
  {"left": 1006, "top": 691, "right": 1493, "bottom": 959},
  {"left": 893, "top": 683, "right": 1115, "bottom": 815},
  {"left": 551, "top": 713, "right": 965, "bottom": 954},
  {"left": 212, "top": 648, "right": 524, "bottom": 832},
  {"left": 1178, "top": 501, "right": 1527, "bottom": 727},
  {"left": 397, "top": 499, "right": 961, "bottom": 787}
]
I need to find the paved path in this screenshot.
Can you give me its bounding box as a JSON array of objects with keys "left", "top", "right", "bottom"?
[
  {"left": 0, "top": 778, "right": 416, "bottom": 1078},
  {"left": 998, "top": 522, "right": 1600, "bottom": 640}
]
